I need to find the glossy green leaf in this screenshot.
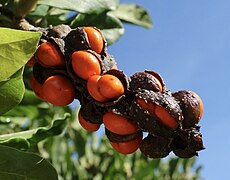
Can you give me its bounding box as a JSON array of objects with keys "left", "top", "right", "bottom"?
[
  {"left": 38, "top": 0, "right": 119, "bottom": 14},
  {"left": 71, "top": 12, "right": 124, "bottom": 45},
  {"left": 0, "top": 68, "right": 25, "bottom": 115},
  {"left": 110, "top": 3, "right": 152, "bottom": 28},
  {"left": 0, "top": 28, "right": 41, "bottom": 81},
  {"left": 0, "top": 113, "right": 69, "bottom": 150},
  {"left": 0, "top": 145, "right": 58, "bottom": 180}
]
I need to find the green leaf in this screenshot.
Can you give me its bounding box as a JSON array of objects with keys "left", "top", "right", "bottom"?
[
  {"left": 0, "top": 145, "right": 58, "bottom": 180},
  {"left": 38, "top": 0, "right": 119, "bottom": 14},
  {"left": 110, "top": 3, "right": 153, "bottom": 28},
  {"left": 0, "top": 28, "right": 41, "bottom": 81},
  {"left": 0, "top": 68, "right": 25, "bottom": 115},
  {"left": 0, "top": 113, "right": 69, "bottom": 150},
  {"left": 71, "top": 12, "right": 124, "bottom": 45},
  {"left": 20, "top": 89, "right": 42, "bottom": 105}
]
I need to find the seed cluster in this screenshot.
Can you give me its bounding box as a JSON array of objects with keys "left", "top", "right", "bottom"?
[{"left": 28, "top": 25, "right": 205, "bottom": 158}]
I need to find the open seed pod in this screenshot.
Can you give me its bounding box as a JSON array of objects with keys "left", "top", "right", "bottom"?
[
  {"left": 64, "top": 27, "right": 107, "bottom": 55},
  {"left": 171, "top": 125, "right": 205, "bottom": 158},
  {"left": 129, "top": 70, "right": 165, "bottom": 92},
  {"left": 79, "top": 97, "right": 106, "bottom": 124},
  {"left": 105, "top": 128, "right": 142, "bottom": 143},
  {"left": 93, "top": 69, "right": 129, "bottom": 107},
  {"left": 33, "top": 63, "right": 68, "bottom": 85},
  {"left": 130, "top": 90, "right": 183, "bottom": 137},
  {"left": 140, "top": 134, "right": 172, "bottom": 158},
  {"left": 172, "top": 90, "right": 204, "bottom": 128}
]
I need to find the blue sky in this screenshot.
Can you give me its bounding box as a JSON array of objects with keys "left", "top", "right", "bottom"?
[{"left": 106, "top": 0, "right": 230, "bottom": 179}]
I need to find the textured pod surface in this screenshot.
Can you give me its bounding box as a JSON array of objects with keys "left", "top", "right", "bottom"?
[
  {"left": 47, "top": 24, "right": 72, "bottom": 39},
  {"left": 105, "top": 128, "right": 142, "bottom": 143},
  {"left": 130, "top": 70, "right": 165, "bottom": 92},
  {"left": 130, "top": 90, "right": 183, "bottom": 137},
  {"left": 173, "top": 90, "right": 203, "bottom": 128},
  {"left": 140, "top": 134, "right": 172, "bottom": 158},
  {"left": 171, "top": 126, "right": 205, "bottom": 158},
  {"left": 33, "top": 63, "right": 68, "bottom": 84},
  {"left": 79, "top": 97, "right": 105, "bottom": 124}
]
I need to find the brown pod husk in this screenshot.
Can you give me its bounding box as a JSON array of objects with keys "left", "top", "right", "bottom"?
[
  {"left": 95, "top": 69, "right": 129, "bottom": 108},
  {"left": 171, "top": 126, "right": 205, "bottom": 158},
  {"left": 100, "top": 52, "right": 117, "bottom": 73},
  {"left": 33, "top": 63, "right": 68, "bottom": 84},
  {"left": 64, "top": 27, "right": 107, "bottom": 56},
  {"left": 79, "top": 97, "right": 106, "bottom": 124},
  {"left": 105, "top": 128, "right": 142, "bottom": 143},
  {"left": 129, "top": 90, "right": 183, "bottom": 137},
  {"left": 65, "top": 50, "right": 102, "bottom": 95},
  {"left": 64, "top": 27, "right": 90, "bottom": 55},
  {"left": 47, "top": 24, "right": 72, "bottom": 39},
  {"left": 172, "top": 90, "right": 202, "bottom": 128},
  {"left": 129, "top": 70, "right": 165, "bottom": 92},
  {"left": 140, "top": 134, "right": 172, "bottom": 158}
]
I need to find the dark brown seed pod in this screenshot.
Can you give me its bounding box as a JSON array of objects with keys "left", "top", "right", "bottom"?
[
  {"left": 172, "top": 90, "right": 203, "bottom": 128},
  {"left": 94, "top": 69, "right": 129, "bottom": 107},
  {"left": 129, "top": 70, "right": 165, "bottom": 92},
  {"left": 79, "top": 97, "right": 106, "bottom": 124},
  {"left": 171, "top": 126, "right": 205, "bottom": 158},
  {"left": 64, "top": 27, "right": 107, "bottom": 56},
  {"left": 47, "top": 24, "right": 72, "bottom": 39},
  {"left": 140, "top": 134, "right": 172, "bottom": 158},
  {"left": 105, "top": 128, "right": 142, "bottom": 143},
  {"left": 130, "top": 90, "right": 183, "bottom": 137},
  {"left": 100, "top": 52, "right": 117, "bottom": 73},
  {"left": 33, "top": 63, "right": 67, "bottom": 85},
  {"left": 64, "top": 27, "right": 90, "bottom": 55},
  {"left": 66, "top": 50, "right": 102, "bottom": 95}
]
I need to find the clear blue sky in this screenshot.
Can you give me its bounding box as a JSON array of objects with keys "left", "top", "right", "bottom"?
[{"left": 106, "top": 0, "right": 230, "bottom": 179}]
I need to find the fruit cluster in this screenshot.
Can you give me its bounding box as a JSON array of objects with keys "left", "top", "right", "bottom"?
[{"left": 28, "top": 25, "right": 205, "bottom": 158}]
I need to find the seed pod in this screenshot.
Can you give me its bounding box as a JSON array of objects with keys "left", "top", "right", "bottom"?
[
  {"left": 33, "top": 63, "right": 68, "bottom": 85},
  {"left": 172, "top": 90, "right": 203, "bottom": 128},
  {"left": 94, "top": 69, "right": 129, "bottom": 106},
  {"left": 171, "top": 126, "right": 205, "bottom": 158},
  {"left": 130, "top": 90, "right": 183, "bottom": 137},
  {"left": 79, "top": 97, "right": 105, "bottom": 124},
  {"left": 129, "top": 70, "right": 165, "bottom": 92},
  {"left": 140, "top": 134, "right": 172, "bottom": 158},
  {"left": 105, "top": 128, "right": 142, "bottom": 143},
  {"left": 47, "top": 24, "right": 72, "bottom": 39},
  {"left": 64, "top": 27, "right": 107, "bottom": 55}
]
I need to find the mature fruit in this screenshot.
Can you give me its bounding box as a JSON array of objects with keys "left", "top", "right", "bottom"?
[
  {"left": 172, "top": 90, "right": 203, "bottom": 128},
  {"left": 87, "top": 75, "right": 108, "bottom": 102},
  {"left": 98, "top": 74, "right": 124, "bottom": 99},
  {"left": 36, "top": 41, "right": 65, "bottom": 67},
  {"left": 78, "top": 111, "right": 100, "bottom": 132},
  {"left": 130, "top": 71, "right": 164, "bottom": 92},
  {"left": 42, "top": 75, "right": 75, "bottom": 106},
  {"left": 103, "top": 112, "right": 138, "bottom": 135},
  {"left": 83, "top": 27, "right": 104, "bottom": 54},
  {"left": 110, "top": 134, "right": 142, "bottom": 154},
  {"left": 72, "top": 51, "right": 101, "bottom": 80},
  {"left": 30, "top": 76, "right": 45, "bottom": 100}
]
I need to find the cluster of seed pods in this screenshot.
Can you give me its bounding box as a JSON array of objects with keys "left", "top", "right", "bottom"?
[{"left": 28, "top": 25, "right": 205, "bottom": 158}]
